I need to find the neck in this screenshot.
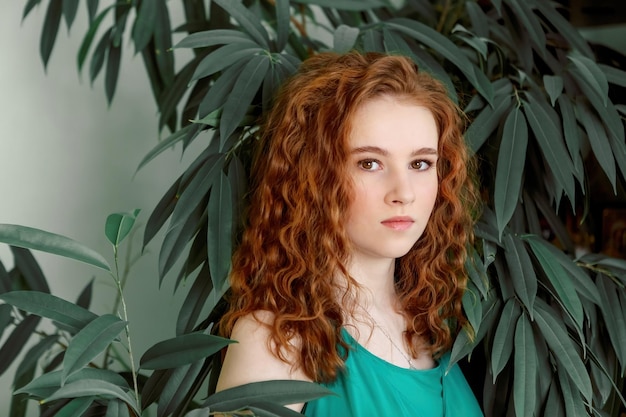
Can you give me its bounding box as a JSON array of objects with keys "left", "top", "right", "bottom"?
[{"left": 345, "top": 254, "right": 397, "bottom": 310}]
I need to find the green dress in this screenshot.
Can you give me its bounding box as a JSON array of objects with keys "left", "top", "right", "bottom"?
[{"left": 303, "top": 329, "right": 483, "bottom": 417}]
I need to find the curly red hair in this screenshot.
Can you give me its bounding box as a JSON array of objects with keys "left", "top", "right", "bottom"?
[{"left": 219, "top": 51, "right": 479, "bottom": 383}]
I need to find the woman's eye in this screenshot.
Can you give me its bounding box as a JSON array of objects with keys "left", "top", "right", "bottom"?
[
  {"left": 358, "top": 159, "right": 381, "bottom": 171},
  {"left": 411, "top": 160, "right": 432, "bottom": 171}
]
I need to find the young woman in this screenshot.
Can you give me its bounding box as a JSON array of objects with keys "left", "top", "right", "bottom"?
[{"left": 216, "top": 51, "right": 483, "bottom": 416}]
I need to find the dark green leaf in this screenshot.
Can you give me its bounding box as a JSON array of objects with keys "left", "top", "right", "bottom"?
[
  {"left": 136, "top": 124, "right": 201, "bottom": 173},
  {"left": 599, "top": 63, "right": 626, "bottom": 87},
  {"left": 333, "top": 25, "right": 359, "bottom": 53},
  {"left": 576, "top": 99, "right": 617, "bottom": 193},
  {"left": 291, "top": 0, "right": 386, "bottom": 10},
  {"left": 87, "top": 0, "right": 98, "bottom": 21},
  {"left": 507, "top": 0, "right": 545, "bottom": 54},
  {"left": 16, "top": 368, "right": 129, "bottom": 399},
  {"left": 0, "top": 291, "right": 97, "bottom": 334},
  {"left": 0, "top": 224, "right": 110, "bottom": 271},
  {"left": 543, "top": 75, "right": 563, "bottom": 106},
  {"left": 153, "top": 0, "right": 174, "bottom": 86},
  {"left": 491, "top": 298, "right": 520, "bottom": 381},
  {"left": 55, "top": 397, "right": 93, "bottom": 417},
  {"left": 214, "top": 0, "right": 270, "bottom": 49},
  {"left": 90, "top": 27, "right": 112, "bottom": 84},
  {"left": 174, "top": 29, "right": 254, "bottom": 49},
  {"left": 0, "top": 304, "right": 12, "bottom": 337},
  {"left": 158, "top": 202, "right": 203, "bottom": 281},
  {"left": 14, "top": 334, "right": 58, "bottom": 385},
  {"left": 105, "top": 39, "right": 122, "bottom": 104},
  {"left": 494, "top": 107, "right": 527, "bottom": 238},
  {"left": 11, "top": 246, "right": 50, "bottom": 293},
  {"left": 105, "top": 399, "right": 130, "bottom": 417},
  {"left": 0, "top": 261, "right": 9, "bottom": 294},
  {"left": 131, "top": 0, "right": 156, "bottom": 53},
  {"left": 141, "top": 369, "right": 171, "bottom": 410},
  {"left": 220, "top": 54, "right": 270, "bottom": 144},
  {"left": 465, "top": 93, "right": 511, "bottom": 153},
  {"left": 191, "top": 43, "right": 262, "bottom": 82},
  {"left": 204, "top": 380, "right": 335, "bottom": 410},
  {"left": 207, "top": 171, "right": 233, "bottom": 292},
  {"left": 0, "top": 315, "right": 41, "bottom": 376},
  {"left": 75, "top": 278, "right": 94, "bottom": 310},
  {"left": 568, "top": 52, "right": 608, "bottom": 106},
  {"left": 534, "top": 1, "right": 593, "bottom": 57},
  {"left": 248, "top": 401, "right": 308, "bottom": 417},
  {"left": 503, "top": 234, "right": 537, "bottom": 314},
  {"left": 40, "top": 0, "right": 64, "bottom": 69},
  {"left": 525, "top": 236, "right": 584, "bottom": 330},
  {"left": 534, "top": 301, "right": 592, "bottom": 403},
  {"left": 596, "top": 277, "right": 626, "bottom": 367},
  {"left": 275, "top": 0, "right": 290, "bottom": 51},
  {"left": 105, "top": 209, "right": 141, "bottom": 247},
  {"left": 43, "top": 379, "right": 139, "bottom": 414},
  {"left": 143, "top": 177, "right": 180, "bottom": 249},
  {"left": 544, "top": 380, "right": 565, "bottom": 417},
  {"left": 513, "top": 313, "right": 536, "bottom": 417},
  {"left": 62, "top": 314, "right": 126, "bottom": 384},
  {"left": 557, "top": 96, "right": 584, "bottom": 180},
  {"left": 177, "top": 263, "right": 213, "bottom": 335},
  {"left": 157, "top": 359, "right": 204, "bottom": 417},
  {"left": 522, "top": 95, "right": 576, "bottom": 202},
  {"left": 197, "top": 60, "right": 248, "bottom": 118},
  {"left": 461, "top": 287, "right": 482, "bottom": 333},
  {"left": 62, "top": 0, "right": 79, "bottom": 30},
  {"left": 23, "top": 0, "right": 42, "bottom": 20},
  {"left": 140, "top": 333, "right": 233, "bottom": 370},
  {"left": 557, "top": 363, "right": 587, "bottom": 417}
]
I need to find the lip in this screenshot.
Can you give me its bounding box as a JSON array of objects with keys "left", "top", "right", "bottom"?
[{"left": 381, "top": 216, "right": 414, "bottom": 231}]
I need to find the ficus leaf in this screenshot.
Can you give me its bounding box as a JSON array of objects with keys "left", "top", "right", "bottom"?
[
  {"left": 140, "top": 333, "right": 234, "bottom": 370},
  {"left": 503, "top": 234, "right": 537, "bottom": 315},
  {"left": 208, "top": 171, "right": 233, "bottom": 291},
  {"left": 105, "top": 209, "right": 141, "bottom": 247},
  {"left": 491, "top": 298, "right": 521, "bottom": 381},
  {"left": 543, "top": 75, "right": 563, "bottom": 106},
  {"left": 513, "top": 313, "right": 536, "bottom": 417},
  {"left": 0, "top": 224, "right": 110, "bottom": 272}
]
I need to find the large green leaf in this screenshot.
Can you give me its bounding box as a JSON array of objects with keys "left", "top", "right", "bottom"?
[
  {"left": 503, "top": 234, "right": 537, "bottom": 315},
  {"left": 140, "top": 333, "right": 233, "bottom": 370},
  {"left": 491, "top": 298, "right": 520, "bottom": 381},
  {"left": 557, "top": 363, "right": 588, "bottom": 417},
  {"left": 544, "top": 381, "right": 565, "bottom": 417},
  {"left": 507, "top": 0, "right": 545, "bottom": 56},
  {"left": 176, "top": 263, "right": 213, "bottom": 335},
  {"left": 213, "top": 0, "right": 270, "bottom": 49},
  {"left": 131, "top": 0, "right": 156, "bottom": 53},
  {"left": 207, "top": 171, "right": 233, "bottom": 291},
  {"left": 174, "top": 29, "right": 253, "bottom": 50},
  {"left": 576, "top": 99, "right": 617, "bottom": 193},
  {"left": 40, "top": 0, "right": 63, "bottom": 69},
  {"left": 191, "top": 43, "right": 262, "bottom": 82},
  {"left": 522, "top": 94, "right": 576, "bottom": 202},
  {"left": 525, "top": 236, "right": 584, "bottom": 330},
  {"left": 0, "top": 224, "right": 110, "bottom": 272},
  {"left": 43, "top": 379, "right": 139, "bottom": 414},
  {"left": 513, "top": 313, "right": 536, "bottom": 417},
  {"left": 157, "top": 360, "right": 204, "bottom": 417},
  {"left": 0, "top": 315, "right": 41, "bottom": 376},
  {"left": 568, "top": 52, "right": 608, "bottom": 106},
  {"left": 494, "top": 107, "right": 528, "bottom": 238},
  {"left": 105, "top": 209, "right": 141, "bottom": 247},
  {"left": 105, "top": 399, "right": 131, "bottom": 417},
  {"left": 16, "top": 368, "right": 129, "bottom": 399},
  {"left": 62, "top": 314, "right": 127, "bottom": 385},
  {"left": 557, "top": 96, "right": 584, "bottom": 180},
  {"left": 534, "top": 301, "right": 592, "bottom": 403},
  {"left": 55, "top": 396, "right": 94, "bottom": 417},
  {"left": 596, "top": 277, "right": 626, "bottom": 368},
  {"left": 219, "top": 54, "right": 270, "bottom": 145},
  {"left": 153, "top": 0, "right": 174, "bottom": 86},
  {"left": 465, "top": 93, "right": 512, "bottom": 153},
  {"left": 203, "top": 380, "right": 335, "bottom": 410},
  {"left": 0, "top": 291, "right": 97, "bottom": 333},
  {"left": 543, "top": 75, "right": 563, "bottom": 106}
]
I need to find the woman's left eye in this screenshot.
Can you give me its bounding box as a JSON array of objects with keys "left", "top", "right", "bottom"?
[{"left": 410, "top": 160, "right": 433, "bottom": 171}]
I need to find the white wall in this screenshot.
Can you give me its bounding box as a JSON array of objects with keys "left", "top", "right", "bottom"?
[{"left": 0, "top": 3, "right": 191, "bottom": 414}]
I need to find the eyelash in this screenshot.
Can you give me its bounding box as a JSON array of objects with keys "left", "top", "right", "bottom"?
[{"left": 357, "top": 159, "right": 434, "bottom": 171}]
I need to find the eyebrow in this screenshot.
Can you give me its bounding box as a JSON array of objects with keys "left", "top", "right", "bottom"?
[{"left": 350, "top": 146, "right": 438, "bottom": 157}]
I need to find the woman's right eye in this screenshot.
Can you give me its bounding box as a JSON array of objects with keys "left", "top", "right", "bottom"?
[{"left": 357, "top": 159, "right": 381, "bottom": 171}]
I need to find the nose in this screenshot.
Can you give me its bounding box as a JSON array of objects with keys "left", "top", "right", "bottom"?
[{"left": 385, "top": 169, "right": 415, "bottom": 205}]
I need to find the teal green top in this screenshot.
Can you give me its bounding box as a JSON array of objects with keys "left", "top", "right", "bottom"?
[{"left": 304, "top": 329, "right": 483, "bottom": 417}]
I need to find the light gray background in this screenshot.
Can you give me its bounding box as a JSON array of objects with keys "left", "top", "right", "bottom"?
[{"left": 1, "top": 1, "right": 625, "bottom": 415}]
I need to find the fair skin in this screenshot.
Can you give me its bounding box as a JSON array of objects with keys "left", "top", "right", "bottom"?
[{"left": 216, "top": 96, "right": 440, "bottom": 411}]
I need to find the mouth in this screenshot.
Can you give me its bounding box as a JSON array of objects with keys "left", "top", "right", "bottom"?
[{"left": 381, "top": 216, "right": 414, "bottom": 231}]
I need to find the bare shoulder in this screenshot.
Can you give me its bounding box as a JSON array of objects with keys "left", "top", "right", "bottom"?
[{"left": 215, "top": 311, "right": 311, "bottom": 393}]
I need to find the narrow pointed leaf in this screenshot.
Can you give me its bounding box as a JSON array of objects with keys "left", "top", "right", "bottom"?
[
  {"left": 465, "top": 93, "right": 511, "bottom": 152},
  {"left": 142, "top": 177, "right": 181, "bottom": 249},
  {"left": 494, "top": 107, "right": 527, "bottom": 238},
  {"left": 140, "top": 333, "right": 233, "bottom": 370},
  {"left": 23, "top": 0, "right": 42, "bottom": 20},
  {"left": 275, "top": 0, "right": 290, "bottom": 51},
  {"left": 16, "top": 368, "right": 129, "bottom": 398},
  {"left": 543, "top": 75, "right": 563, "bottom": 106},
  {"left": 191, "top": 43, "right": 262, "bottom": 82},
  {"left": 523, "top": 95, "right": 576, "bottom": 201},
  {"left": 503, "top": 234, "right": 537, "bottom": 314},
  {"left": 213, "top": 0, "right": 270, "bottom": 49},
  {"left": 62, "top": 314, "right": 126, "bottom": 384},
  {"left": 491, "top": 298, "right": 520, "bottom": 380},
  {"left": 513, "top": 313, "right": 536, "bottom": 417},
  {"left": 14, "top": 334, "right": 58, "bottom": 385},
  {"left": 248, "top": 401, "right": 308, "bottom": 417},
  {"left": 76, "top": 278, "right": 94, "bottom": 310},
  {"left": 40, "top": 0, "right": 63, "bottom": 68},
  {"left": 557, "top": 364, "right": 587, "bottom": 417},
  {"left": 62, "top": 0, "right": 79, "bottom": 30},
  {"left": 43, "top": 379, "right": 139, "bottom": 414},
  {"left": 0, "top": 315, "right": 40, "bottom": 376},
  {"left": 208, "top": 171, "right": 233, "bottom": 291},
  {"left": 106, "top": 399, "right": 130, "bottom": 417},
  {"left": 0, "top": 291, "right": 96, "bottom": 333},
  {"left": 220, "top": 54, "right": 270, "bottom": 145},
  {"left": 525, "top": 236, "right": 583, "bottom": 330},
  {"left": 174, "top": 29, "right": 254, "bottom": 49},
  {"left": 136, "top": 124, "right": 201, "bottom": 173},
  {"left": 568, "top": 52, "right": 608, "bottom": 106},
  {"left": 534, "top": 301, "right": 592, "bottom": 403},
  {"left": 90, "top": 28, "right": 111, "bottom": 84},
  {"left": 56, "top": 397, "right": 93, "bottom": 417},
  {"left": 177, "top": 263, "right": 213, "bottom": 335},
  {"left": 544, "top": 381, "right": 565, "bottom": 417},
  {"left": 204, "top": 380, "right": 335, "bottom": 410},
  {"left": 0, "top": 224, "right": 110, "bottom": 271},
  {"left": 599, "top": 63, "right": 626, "bottom": 87},
  {"left": 557, "top": 96, "right": 584, "bottom": 179},
  {"left": 158, "top": 360, "right": 204, "bottom": 417},
  {"left": 131, "top": 0, "right": 156, "bottom": 53},
  {"left": 596, "top": 277, "right": 626, "bottom": 366},
  {"left": 508, "top": 0, "right": 545, "bottom": 53},
  {"left": 291, "top": 0, "right": 385, "bottom": 9},
  {"left": 105, "top": 209, "right": 141, "bottom": 247},
  {"left": 11, "top": 246, "right": 50, "bottom": 293},
  {"left": 105, "top": 40, "right": 122, "bottom": 104},
  {"left": 534, "top": 1, "right": 593, "bottom": 57},
  {"left": 333, "top": 25, "right": 359, "bottom": 53}
]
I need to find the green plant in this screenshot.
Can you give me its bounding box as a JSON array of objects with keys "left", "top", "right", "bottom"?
[{"left": 1, "top": 0, "right": 626, "bottom": 416}]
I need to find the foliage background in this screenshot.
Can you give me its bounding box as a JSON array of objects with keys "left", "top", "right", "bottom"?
[{"left": 2, "top": 0, "right": 624, "bottom": 416}]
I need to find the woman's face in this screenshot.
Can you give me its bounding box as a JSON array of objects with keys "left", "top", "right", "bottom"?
[{"left": 344, "top": 96, "right": 439, "bottom": 264}]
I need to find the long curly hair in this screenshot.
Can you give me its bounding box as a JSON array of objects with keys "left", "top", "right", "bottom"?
[{"left": 219, "top": 51, "right": 480, "bottom": 383}]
